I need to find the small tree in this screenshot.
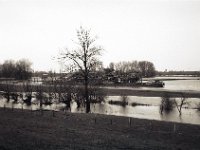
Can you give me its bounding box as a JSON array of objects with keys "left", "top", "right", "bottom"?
[
  {"left": 120, "top": 94, "right": 128, "bottom": 107},
  {"left": 3, "top": 82, "right": 12, "bottom": 102},
  {"left": 60, "top": 81, "right": 75, "bottom": 110},
  {"left": 88, "top": 85, "right": 106, "bottom": 104},
  {"left": 35, "top": 85, "right": 45, "bottom": 109},
  {"left": 174, "top": 94, "right": 188, "bottom": 116},
  {"left": 22, "top": 82, "right": 33, "bottom": 105},
  {"left": 160, "top": 94, "right": 174, "bottom": 114},
  {"left": 74, "top": 87, "right": 85, "bottom": 109},
  {"left": 46, "top": 83, "right": 54, "bottom": 105},
  {"left": 60, "top": 26, "right": 102, "bottom": 113}
]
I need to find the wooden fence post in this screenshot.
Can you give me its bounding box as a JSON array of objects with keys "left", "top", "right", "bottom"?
[
  {"left": 31, "top": 107, "right": 33, "bottom": 114},
  {"left": 52, "top": 110, "right": 55, "bottom": 117},
  {"left": 94, "top": 117, "right": 96, "bottom": 124},
  {"left": 41, "top": 109, "right": 43, "bottom": 116},
  {"left": 173, "top": 124, "right": 176, "bottom": 133},
  {"left": 129, "top": 118, "right": 132, "bottom": 127}
]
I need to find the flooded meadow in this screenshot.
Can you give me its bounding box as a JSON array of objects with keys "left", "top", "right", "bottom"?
[{"left": 1, "top": 77, "right": 200, "bottom": 125}]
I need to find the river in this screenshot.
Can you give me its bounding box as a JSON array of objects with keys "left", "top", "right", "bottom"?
[{"left": 143, "top": 76, "right": 200, "bottom": 91}]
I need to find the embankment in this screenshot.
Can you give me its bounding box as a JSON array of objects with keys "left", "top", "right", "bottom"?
[{"left": 0, "top": 108, "right": 199, "bottom": 150}]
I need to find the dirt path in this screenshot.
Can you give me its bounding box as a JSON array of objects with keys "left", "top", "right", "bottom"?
[{"left": 0, "top": 108, "right": 200, "bottom": 150}]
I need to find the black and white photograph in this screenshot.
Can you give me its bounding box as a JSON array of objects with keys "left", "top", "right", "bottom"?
[{"left": 0, "top": 0, "right": 200, "bottom": 149}]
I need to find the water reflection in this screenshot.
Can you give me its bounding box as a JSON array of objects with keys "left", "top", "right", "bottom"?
[{"left": 0, "top": 96, "right": 200, "bottom": 125}]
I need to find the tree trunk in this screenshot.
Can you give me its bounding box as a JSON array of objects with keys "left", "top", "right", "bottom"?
[
  {"left": 85, "top": 74, "right": 90, "bottom": 113},
  {"left": 40, "top": 97, "right": 42, "bottom": 110}
]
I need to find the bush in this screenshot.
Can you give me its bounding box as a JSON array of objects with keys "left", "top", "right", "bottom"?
[
  {"left": 160, "top": 94, "right": 174, "bottom": 114},
  {"left": 89, "top": 86, "right": 106, "bottom": 104},
  {"left": 121, "top": 95, "right": 128, "bottom": 107}
]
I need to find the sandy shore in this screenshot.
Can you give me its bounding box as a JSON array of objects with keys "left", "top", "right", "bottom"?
[{"left": 0, "top": 108, "right": 200, "bottom": 150}]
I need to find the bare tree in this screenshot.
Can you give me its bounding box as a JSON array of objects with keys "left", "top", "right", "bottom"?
[
  {"left": 109, "top": 62, "right": 115, "bottom": 71},
  {"left": 114, "top": 61, "right": 140, "bottom": 74},
  {"left": 174, "top": 94, "right": 188, "bottom": 116},
  {"left": 35, "top": 85, "right": 45, "bottom": 110},
  {"left": 48, "top": 70, "right": 56, "bottom": 84},
  {"left": 23, "top": 82, "right": 33, "bottom": 106},
  {"left": 3, "top": 81, "right": 12, "bottom": 102},
  {"left": 1, "top": 59, "right": 32, "bottom": 80},
  {"left": 120, "top": 94, "right": 129, "bottom": 107},
  {"left": 138, "top": 61, "right": 156, "bottom": 77},
  {"left": 1, "top": 60, "right": 16, "bottom": 78},
  {"left": 60, "top": 26, "right": 102, "bottom": 113},
  {"left": 15, "top": 59, "right": 32, "bottom": 80}
]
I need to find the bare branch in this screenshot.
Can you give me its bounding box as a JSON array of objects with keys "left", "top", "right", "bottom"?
[{"left": 63, "top": 53, "right": 84, "bottom": 73}]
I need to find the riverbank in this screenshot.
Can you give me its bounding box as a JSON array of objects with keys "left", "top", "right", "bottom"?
[
  {"left": 0, "top": 108, "right": 200, "bottom": 150},
  {"left": 1, "top": 83, "right": 200, "bottom": 98},
  {"left": 102, "top": 87, "right": 200, "bottom": 98},
  {"left": 1, "top": 78, "right": 200, "bottom": 98}
]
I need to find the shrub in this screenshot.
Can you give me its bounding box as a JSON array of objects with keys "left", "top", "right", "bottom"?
[
  {"left": 121, "top": 95, "right": 128, "bottom": 107},
  {"left": 160, "top": 94, "right": 174, "bottom": 114}
]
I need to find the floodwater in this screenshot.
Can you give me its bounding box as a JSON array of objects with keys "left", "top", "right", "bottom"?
[
  {"left": 77, "top": 96, "right": 200, "bottom": 125},
  {"left": 163, "top": 80, "right": 200, "bottom": 91},
  {"left": 0, "top": 77, "right": 200, "bottom": 125},
  {"left": 1, "top": 95, "right": 199, "bottom": 125},
  {"left": 144, "top": 76, "right": 200, "bottom": 91}
]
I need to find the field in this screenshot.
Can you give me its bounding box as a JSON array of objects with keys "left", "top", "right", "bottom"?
[
  {"left": 0, "top": 108, "right": 200, "bottom": 150},
  {"left": 103, "top": 87, "right": 200, "bottom": 98}
]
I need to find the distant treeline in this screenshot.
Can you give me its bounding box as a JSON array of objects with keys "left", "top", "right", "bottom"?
[
  {"left": 0, "top": 59, "right": 157, "bottom": 81},
  {"left": 35, "top": 60, "right": 156, "bottom": 83},
  {"left": 0, "top": 59, "right": 33, "bottom": 80},
  {"left": 158, "top": 71, "right": 200, "bottom": 76},
  {"left": 107, "top": 61, "right": 156, "bottom": 77}
]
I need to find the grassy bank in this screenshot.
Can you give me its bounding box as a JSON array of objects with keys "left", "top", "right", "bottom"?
[
  {"left": 102, "top": 87, "right": 200, "bottom": 98},
  {"left": 0, "top": 108, "right": 200, "bottom": 150}
]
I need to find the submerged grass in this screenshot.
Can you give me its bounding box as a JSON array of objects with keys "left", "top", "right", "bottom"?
[
  {"left": 131, "top": 102, "right": 151, "bottom": 107},
  {"left": 108, "top": 100, "right": 128, "bottom": 106}
]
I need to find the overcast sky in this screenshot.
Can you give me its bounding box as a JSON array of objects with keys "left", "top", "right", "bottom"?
[{"left": 0, "top": 0, "right": 200, "bottom": 72}]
